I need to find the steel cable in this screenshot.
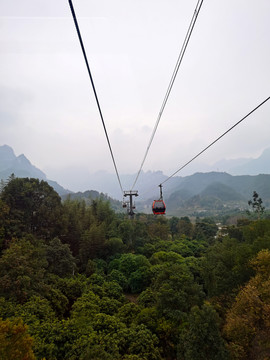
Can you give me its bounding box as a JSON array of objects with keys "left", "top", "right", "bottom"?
[
  {"left": 131, "top": 0, "right": 204, "bottom": 190},
  {"left": 68, "top": 0, "right": 124, "bottom": 193}
]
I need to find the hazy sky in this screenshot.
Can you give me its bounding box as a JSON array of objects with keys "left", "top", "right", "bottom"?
[{"left": 0, "top": 0, "right": 269, "bottom": 191}]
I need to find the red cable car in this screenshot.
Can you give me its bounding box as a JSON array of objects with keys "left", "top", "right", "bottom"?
[
  {"left": 152, "top": 199, "right": 166, "bottom": 215},
  {"left": 152, "top": 184, "right": 166, "bottom": 215}
]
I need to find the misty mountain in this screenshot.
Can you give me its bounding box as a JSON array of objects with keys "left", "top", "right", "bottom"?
[
  {"left": 230, "top": 147, "right": 270, "bottom": 175},
  {"left": 210, "top": 147, "right": 270, "bottom": 175},
  {"left": 200, "top": 182, "right": 246, "bottom": 201},
  {"left": 167, "top": 172, "right": 270, "bottom": 200},
  {"left": 179, "top": 148, "right": 270, "bottom": 176},
  {"left": 62, "top": 190, "right": 122, "bottom": 212},
  {"left": 157, "top": 171, "right": 270, "bottom": 216},
  {"left": 0, "top": 145, "right": 46, "bottom": 180},
  {"left": 0, "top": 145, "right": 70, "bottom": 196},
  {"left": 1, "top": 145, "right": 270, "bottom": 217},
  {"left": 44, "top": 147, "right": 270, "bottom": 200},
  {"left": 211, "top": 158, "right": 251, "bottom": 173},
  {"left": 44, "top": 166, "right": 171, "bottom": 200}
]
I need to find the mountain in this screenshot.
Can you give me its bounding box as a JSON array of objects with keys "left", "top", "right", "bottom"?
[
  {"left": 0, "top": 145, "right": 46, "bottom": 180},
  {"left": 230, "top": 148, "right": 270, "bottom": 175},
  {"left": 44, "top": 167, "right": 171, "bottom": 201},
  {"left": 0, "top": 145, "right": 70, "bottom": 196},
  {"left": 211, "top": 158, "right": 251, "bottom": 173},
  {"left": 156, "top": 171, "right": 270, "bottom": 216},
  {"left": 43, "top": 147, "right": 270, "bottom": 200},
  {"left": 1, "top": 145, "right": 270, "bottom": 217},
  {"left": 62, "top": 190, "right": 122, "bottom": 212},
  {"left": 167, "top": 172, "right": 270, "bottom": 201},
  {"left": 210, "top": 147, "right": 270, "bottom": 175},
  {"left": 200, "top": 182, "right": 245, "bottom": 201}
]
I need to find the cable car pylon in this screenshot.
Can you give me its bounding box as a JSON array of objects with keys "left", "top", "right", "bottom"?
[{"left": 123, "top": 190, "right": 138, "bottom": 218}]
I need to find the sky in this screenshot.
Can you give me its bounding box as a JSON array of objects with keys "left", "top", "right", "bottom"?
[{"left": 0, "top": 0, "right": 270, "bottom": 193}]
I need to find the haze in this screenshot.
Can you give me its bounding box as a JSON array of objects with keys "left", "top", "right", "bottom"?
[{"left": 0, "top": 0, "right": 269, "bottom": 193}]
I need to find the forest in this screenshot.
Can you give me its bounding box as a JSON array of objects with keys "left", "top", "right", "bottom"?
[{"left": 0, "top": 177, "right": 270, "bottom": 360}]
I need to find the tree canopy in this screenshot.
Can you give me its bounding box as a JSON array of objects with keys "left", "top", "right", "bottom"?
[{"left": 0, "top": 177, "right": 270, "bottom": 359}]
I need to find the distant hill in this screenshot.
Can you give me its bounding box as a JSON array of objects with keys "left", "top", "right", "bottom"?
[
  {"left": 0, "top": 145, "right": 123, "bottom": 211},
  {"left": 167, "top": 172, "right": 270, "bottom": 200},
  {"left": 1, "top": 145, "right": 270, "bottom": 217},
  {"left": 43, "top": 147, "right": 270, "bottom": 200},
  {"left": 0, "top": 145, "right": 70, "bottom": 196},
  {"left": 230, "top": 148, "right": 270, "bottom": 175},
  {"left": 0, "top": 145, "right": 46, "bottom": 180},
  {"left": 210, "top": 147, "right": 270, "bottom": 175},
  {"left": 201, "top": 182, "right": 245, "bottom": 201},
  {"left": 154, "top": 172, "right": 270, "bottom": 216},
  {"left": 62, "top": 190, "right": 123, "bottom": 212}
]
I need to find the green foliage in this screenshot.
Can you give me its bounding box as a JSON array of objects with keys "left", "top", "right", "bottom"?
[
  {"left": 202, "top": 237, "right": 254, "bottom": 297},
  {"left": 176, "top": 217, "right": 193, "bottom": 237},
  {"left": 42, "top": 285, "right": 69, "bottom": 318},
  {"left": 1, "top": 181, "right": 270, "bottom": 359},
  {"left": 0, "top": 199, "right": 10, "bottom": 252},
  {"left": 242, "top": 219, "right": 270, "bottom": 243},
  {"left": 91, "top": 198, "right": 116, "bottom": 225},
  {"left": 128, "top": 266, "right": 152, "bottom": 293},
  {"left": 48, "top": 274, "right": 87, "bottom": 312},
  {"left": 152, "top": 262, "right": 205, "bottom": 322},
  {"left": 0, "top": 317, "right": 36, "bottom": 360},
  {"left": 78, "top": 344, "right": 115, "bottom": 360},
  {"left": 177, "top": 303, "right": 229, "bottom": 360},
  {"left": 108, "top": 253, "right": 151, "bottom": 293},
  {"left": 92, "top": 258, "right": 108, "bottom": 274},
  {"left": 15, "top": 296, "right": 56, "bottom": 324},
  {"left": 137, "top": 288, "right": 157, "bottom": 308},
  {"left": 71, "top": 290, "right": 100, "bottom": 321},
  {"left": 248, "top": 190, "right": 265, "bottom": 219},
  {"left": 148, "top": 219, "right": 170, "bottom": 241},
  {"left": 120, "top": 253, "right": 150, "bottom": 276},
  {"left": 170, "top": 240, "right": 194, "bottom": 257},
  {"left": 0, "top": 297, "right": 19, "bottom": 319},
  {"left": 29, "top": 318, "right": 79, "bottom": 360},
  {"left": 105, "top": 237, "right": 125, "bottom": 256},
  {"left": 150, "top": 251, "right": 184, "bottom": 265},
  {"left": 46, "top": 237, "right": 77, "bottom": 277},
  {"left": 224, "top": 250, "right": 270, "bottom": 360},
  {"left": 193, "top": 219, "right": 218, "bottom": 242},
  {"left": 168, "top": 216, "right": 179, "bottom": 236},
  {"left": 135, "top": 307, "right": 162, "bottom": 336},
  {"left": 122, "top": 324, "right": 162, "bottom": 360},
  {"left": 99, "top": 296, "right": 122, "bottom": 315},
  {"left": 107, "top": 269, "right": 128, "bottom": 291},
  {"left": 79, "top": 224, "right": 106, "bottom": 267},
  {"left": 118, "top": 303, "right": 141, "bottom": 326},
  {"left": 61, "top": 198, "right": 86, "bottom": 255},
  {"left": 202, "top": 219, "right": 270, "bottom": 298},
  {"left": 102, "top": 280, "right": 125, "bottom": 301},
  {"left": 0, "top": 238, "right": 47, "bottom": 303},
  {"left": 118, "top": 220, "right": 135, "bottom": 247},
  {"left": 1, "top": 177, "right": 63, "bottom": 239}
]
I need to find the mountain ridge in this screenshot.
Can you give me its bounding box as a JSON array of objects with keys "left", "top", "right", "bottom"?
[
  {"left": 0, "top": 145, "right": 69, "bottom": 196},
  {"left": 1, "top": 145, "right": 270, "bottom": 216}
]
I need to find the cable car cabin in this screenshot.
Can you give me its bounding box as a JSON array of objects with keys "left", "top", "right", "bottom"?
[{"left": 152, "top": 199, "right": 166, "bottom": 215}]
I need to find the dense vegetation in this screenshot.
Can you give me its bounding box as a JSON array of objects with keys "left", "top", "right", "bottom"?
[{"left": 0, "top": 177, "right": 270, "bottom": 360}]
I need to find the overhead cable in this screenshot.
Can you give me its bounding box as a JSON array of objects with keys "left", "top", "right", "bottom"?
[
  {"left": 131, "top": 0, "right": 204, "bottom": 190},
  {"left": 68, "top": 0, "right": 124, "bottom": 193},
  {"left": 161, "top": 96, "right": 270, "bottom": 185}
]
